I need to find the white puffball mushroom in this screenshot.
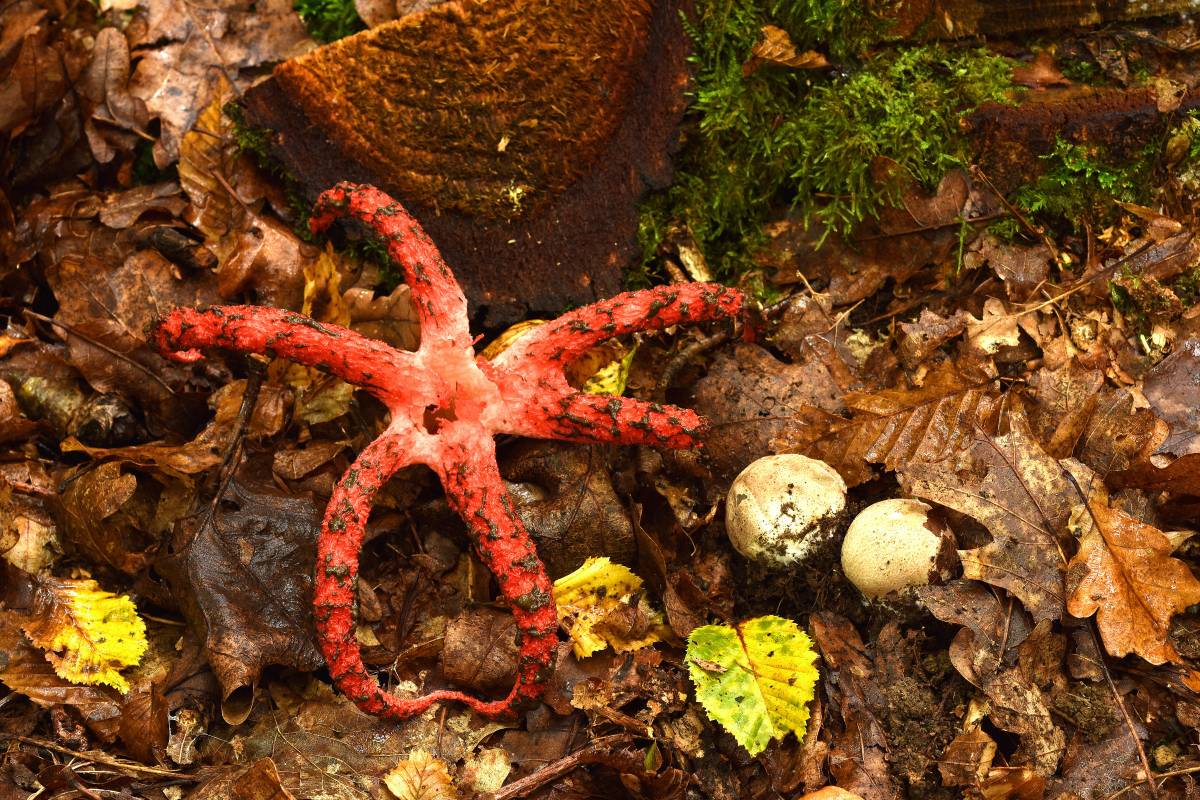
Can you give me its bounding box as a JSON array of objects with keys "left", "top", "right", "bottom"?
[
  {"left": 840, "top": 499, "right": 957, "bottom": 599},
  {"left": 726, "top": 454, "right": 848, "bottom": 568}
]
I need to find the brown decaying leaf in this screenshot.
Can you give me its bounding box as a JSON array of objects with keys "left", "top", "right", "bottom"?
[
  {"left": 441, "top": 606, "right": 518, "bottom": 695},
  {"left": 781, "top": 362, "right": 998, "bottom": 487},
  {"left": 809, "top": 613, "right": 901, "bottom": 800},
  {"left": 1066, "top": 481, "right": 1200, "bottom": 665},
  {"left": 129, "top": 0, "right": 313, "bottom": 165},
  {"left": 896, "top": 309, "right": 968, "bottom": 370},
  {"left": 901, "top": 405, "right": 1070, "bottom": 622},
  {"left": 694, "top": 342, "right": 846, "bottom": 481},
  {"left": 156, "top": 477, "right": 323, "bottom": 701},
  {"left": 502, "top": 440, "right": 634, "bottom": 578},
  {"left": 920, "top": 580, "right": 1034, "bottom": 686},
  {"left": 1111, "top": 452, "right": 1200, "bottom": 497},
  {"left": 742, "top": 25, "right": 828, "bottom": 76},
  {"left": 1026, "top": 361, "right": 1163, "bottom": 475},
  {"left": 981, "top": 667, "right": 1065, "bottom": 776},
  {"left": 1142, "top": 339, "right": 1200, "bottom": 457},
  {"left": 189, "top": 757, "right": 297, "bottom": 800}
]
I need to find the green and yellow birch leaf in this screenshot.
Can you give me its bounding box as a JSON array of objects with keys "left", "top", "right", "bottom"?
[
  {"left": 686, "top": 615, "right": 819, "bottom": 756},
  {"left": 21, "top": 577, "right": 148, "bottom": 693}
]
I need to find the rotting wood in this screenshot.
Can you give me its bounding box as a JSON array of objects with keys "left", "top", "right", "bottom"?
[
  {"left": 967, "top": 86, "right": 1200, "bottom": 192},
  {"left": 888, "top": 0, "right": 1199, "bottom": 38},
  {"left": 244, "top": 0, "right": 689, "bottom": 325}
]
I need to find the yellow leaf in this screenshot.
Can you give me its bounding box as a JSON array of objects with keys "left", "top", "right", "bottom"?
[
  {"left": 554, "top": 557, "right": 668, "bottom": 658},
  {"left": 482, "top": 322, "right": 635, "bottom": 395},
  {"left": 686, "top": 615, "right": 819, "bottom": 756},
  {"left": 383, "top": 750, "right": 458, "bottom": 800},
  {"left": 21, "top": 577, "right": 148, "bottom": 693}
]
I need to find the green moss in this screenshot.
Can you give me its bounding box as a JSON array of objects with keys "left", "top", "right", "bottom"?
[
  {"left": 641, "top": 0, "right": 1015, "bottom": 279},
  {"left": 294, "top": 0, "right": 364, "bottom": 43},
  {"left": 131, "top": 139, "right": 178, "bottom": 185},
  {"left": 1011, "top": 137, "right": 1152, "bottom": 227}
]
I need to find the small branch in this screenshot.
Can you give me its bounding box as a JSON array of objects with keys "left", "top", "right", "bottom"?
[{"left": 0, "top": 734, "right": 190, "bottom": 780}]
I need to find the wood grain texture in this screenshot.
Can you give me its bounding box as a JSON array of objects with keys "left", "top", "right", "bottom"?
[
  {"left": 245, "top": 0, "right": 689, "bottom": 324},
  {"left": 891, "top": 0, "right": 1198, "bottom": 37}
]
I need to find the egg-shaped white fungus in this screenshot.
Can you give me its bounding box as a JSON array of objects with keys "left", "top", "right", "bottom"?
[
  {"left": 840, "top": 498, "right": 957, "bottom": 599},
  {"left": 725, "top": 454, "right": 848, "bottom": 568}
]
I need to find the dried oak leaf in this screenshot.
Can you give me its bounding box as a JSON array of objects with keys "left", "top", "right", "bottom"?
[
  {"left": 1142, "top": 339, "right": 1200, "bottom": 458},
  {"left": 780, "top": 362, "right": 998, "bottom": 487},
  {"left": 157, "top": 478, "right": 323, "bottom": 702},
  {"left": 1066, "top": 484, "right": 1200, "bottom": 665},
  {"left": 1110, "top": 453, "right": 1200, "bottom": 497},
  {"left": 900, "top": 406, "right": 1070, "bottom": 622}
]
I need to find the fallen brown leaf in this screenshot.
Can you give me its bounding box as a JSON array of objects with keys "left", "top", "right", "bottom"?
[
  {"left": 156, "top": 477, "right": 323, "bottom": 704},
  {"left": 743, "top": 25, "right": 828, "bottom": 76},
  {"left": 901, "top": 405, "right": 1070, "bottom": 622},
  {"left": 1066, "top": 482, "right": 1200, "bottom": 664}
]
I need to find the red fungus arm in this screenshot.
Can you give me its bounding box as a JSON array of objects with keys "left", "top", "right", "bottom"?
[
  {"left": 432, "top": 423, "right": 559, "bottom": 715},
  {"left": 317, "top": 420, "right": 556, "bottom": 721},
  {"left": 310, "top": 183, "right": 472, "bottom": 350},
  {"left": 496, "top": 283, "right": 745, "bottom": 367},
  {"left": 505, "top": 391, "right": 706, "bottom": 449},
  {"left": 153, "top": 305, "right": 425, "bottom": 405}
]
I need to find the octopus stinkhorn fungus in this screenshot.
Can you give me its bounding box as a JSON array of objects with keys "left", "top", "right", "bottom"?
[{"left": 152, "top": 182, "right": 745, "bottom": 720}]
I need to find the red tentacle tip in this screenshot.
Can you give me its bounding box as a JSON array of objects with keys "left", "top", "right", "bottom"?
[{"left": 149, "top": 313, "right": 203, "bottom": 363}]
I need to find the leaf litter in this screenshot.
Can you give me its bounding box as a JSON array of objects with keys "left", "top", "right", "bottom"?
[{"left": 4, "top": 2, "right": 1200, "bottom": 799}]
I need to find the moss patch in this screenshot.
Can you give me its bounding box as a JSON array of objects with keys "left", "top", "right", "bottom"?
[
  {"left": 294, "top": 0, "right": 364, "bottom": 43},
  {"left": 640, "top": 1, "right": 1015, "bottom": 280}
]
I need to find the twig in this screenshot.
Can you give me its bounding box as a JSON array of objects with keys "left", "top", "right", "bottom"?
[
  {"left": 23, "top": 310, "right": 175, "bottom": 395},
  {"left": 0, "top": 734, "right": 190, "bottom": 780},
  {"left": 1109, "top": 764, "right": 1200, "bottom": 799},
  {"left": 493, "top": 735, "right": 640, "bottom": 800}
]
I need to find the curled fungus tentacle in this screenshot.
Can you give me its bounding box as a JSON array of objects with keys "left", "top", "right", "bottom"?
[{"left": 153, "top": 181, "right": 746, "bottom": 720}]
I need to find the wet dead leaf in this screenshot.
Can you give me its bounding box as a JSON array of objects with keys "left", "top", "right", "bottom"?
[
  {"left": 901, "top": 406, "right": 1070, "bottom": 622},
  {"left": 129, "top": 0, "right": 313, "bottom": 165},
  {"left": 1142, "top": 339, "right": 1200, "bottom": 457},
  {"left": 157, "top": 478, "right": 323, "bottom": 701},
  {"left": 781, "top": 362, "right": 998, "bottom": 487},
  {"left": 981, "top": 668, "right": 1065, "bottom": 776},
  {"left": 808, "top": 613, "right": 900, "bottom": 800},
  {"left": 1066, "top": 482, "right": 1200, "bottom": 665}
]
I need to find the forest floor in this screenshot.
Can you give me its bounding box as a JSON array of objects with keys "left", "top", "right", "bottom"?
[{"left": 4, "top": 2, "right": 1200, "bottom": 799}]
